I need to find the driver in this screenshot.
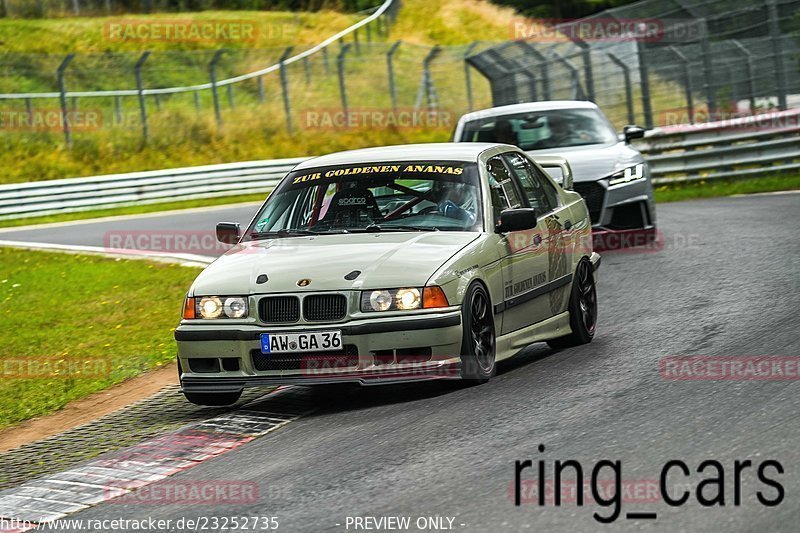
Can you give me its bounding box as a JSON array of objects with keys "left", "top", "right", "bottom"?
[
  {"left": 436, "top": 183, "right": 477, "bottom": 225},
  {"left": 493, "top": 119, "right": 518, "bottom": 146}
]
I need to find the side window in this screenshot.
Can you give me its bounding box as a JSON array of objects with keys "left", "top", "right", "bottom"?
[{"left": 503, "top": 152, "right": 559, "bottom": 214}]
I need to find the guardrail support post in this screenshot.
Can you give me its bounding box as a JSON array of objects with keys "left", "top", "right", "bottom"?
[
  {"left": 279, "top": 46, "right": 294, "bottom": 134},
  {"left": 322, "top": 47, "right": 330, "bottom": 76},
  {"left": 767, "top": 0, "right": 787, "bottom": 110},
  {"left": 57, "top": 54, "right": 75, "bottom": 148},
  {"left": 303, "top": 56, "right": 311, "bottom": 84},
  {"left": 194, "top": 91, "right": 201, "bottom": 112},
  {"left": 134, "top": 51, "right": 151, "bottom": 144},
  {"left": 386, "top": 41, "right": 401, "bottom": 112},
  {"left": 606, "top": 52, "right": 634, "bottom": 124},
  {"left": 227, "top": 85, "right": 234, "bottom": 109},
  {"left": 464, "top": 42, "right": 479, "bottom": 111},
  {"left": 25, "top": 98, "right": 33, "bottom": 123},
  {"left": 208, "top": 49, "right": 224, "bottom": 127},
  {"left": 635, "top": 40, "right": 653, "bottom": 129},
  {"left": 667, "top": 46, "right": 694, "bottom": 124},
  {"left": 337, "top": 43, "right": 352, "bottom": 117},
  {"left": 72, "top": 0, "right": 79, "bottom": 15},
  {"left": 353, "top": 29, "right": 361, "bottom": 55}
]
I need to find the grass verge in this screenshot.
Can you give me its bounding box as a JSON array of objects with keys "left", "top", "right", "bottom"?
[
  {"left": 0, "top": 247, "right": 200, "bottom": 429},
  {"left": 653, "top": 174, "right": 800, "bottom": 203}
]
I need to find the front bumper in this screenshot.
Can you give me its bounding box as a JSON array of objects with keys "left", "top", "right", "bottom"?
[
  {"left": 572, "top": 178, "right": 657, "bottom": 251},
  {"left": 176, "top": 309, "right": 464, "bottom": 391}
]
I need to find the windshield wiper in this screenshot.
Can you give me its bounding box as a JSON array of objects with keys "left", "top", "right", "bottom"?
[{"left": 362, "top": 223, "right": 438, "bottom": 232}]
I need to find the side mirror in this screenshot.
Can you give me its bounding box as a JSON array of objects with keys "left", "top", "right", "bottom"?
[
  {"left": 216, "top": 222, "right": 241, "bottom": 245},
  {"left": 497, "top": 208, "right": 537, "bottom": 233},
  {"left": 623, "top": 125, "right": 646, "bottom": 143}
]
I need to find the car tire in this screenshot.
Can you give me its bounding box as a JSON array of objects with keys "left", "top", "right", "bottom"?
[
  {"left": 547, "top": 258, "right": 597, "bottom": 349},
  {"left": 459, "top": 282, "right": 496, "bottom": 383},
  {"left": 183, "top": 390, "right": 242, "bottom": 406}
]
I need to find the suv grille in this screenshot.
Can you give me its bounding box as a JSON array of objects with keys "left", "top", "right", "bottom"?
[
  {"left": 259, "top": 296, "right": 300, "bottom": 323},
  {"left": 572, "top": 181, "right": 605, "bottom": 223},
  {"left": 251, "top": 345, "right": 359, "bottom": 371},
  {"left": 303, "top": 294, "right": 348, "bottom": 322}
]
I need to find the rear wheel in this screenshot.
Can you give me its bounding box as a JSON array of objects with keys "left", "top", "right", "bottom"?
[
  {"left": 459, "top": 282, "right": 496, "bottom": 383},
  {"left": 547, "top": 258, "right": 597, "bottom": 349},
  {"left": 183, "top": 390, "right": 242, "bottom": 406}
]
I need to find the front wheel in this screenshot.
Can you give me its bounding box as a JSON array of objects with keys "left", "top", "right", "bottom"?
[
  {"left": 183, "top": 390, "right": 242, "bottom": 406},
  {"left": 459, "top": 282, "right": 496, "bottom": 383},
  {"left": 547, "top": 258, "right": 597, "bottom": 349}
]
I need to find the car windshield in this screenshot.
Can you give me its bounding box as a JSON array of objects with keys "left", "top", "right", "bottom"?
[
  {"left": 459, "top": 108, "right": 618, "bottom": 150},
  {"left": 243, "top": 161, "right": 483, "bottom": 239}
]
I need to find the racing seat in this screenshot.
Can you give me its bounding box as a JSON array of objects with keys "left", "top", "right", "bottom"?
[{"left": 323, "top": 187, "right": 383, "bottom": 228}]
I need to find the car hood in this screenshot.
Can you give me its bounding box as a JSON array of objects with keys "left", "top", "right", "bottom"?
[
  {"left": 527, "top": 141, "right": 643, "bottom": 182},
  {"left": 191, "top": 232, "right": 480, "bottom": 295}
]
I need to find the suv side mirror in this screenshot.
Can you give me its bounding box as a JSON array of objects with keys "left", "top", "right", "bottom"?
[
  {"left": 216, "top": 222, "right": 241, "bottom": 245},
  {"left": 623, "top": 125, "right": 646, "bottom": 143},
  {"left": 497, "top": 208, "right": 537, "bottom": 233}
]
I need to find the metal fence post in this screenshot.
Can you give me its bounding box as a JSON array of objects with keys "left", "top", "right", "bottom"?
[
  {"left": 635, "top": 40, "right": 653, "bottom": 129},
  {"left": 72, "top": 0, "right": 79, "bottom": 15},
  {"left": 226, "top": 85, "right": 234, "bottom": 109},
  {"left": 767, "top": 0, "right": 787, "bottom": 110},
  {"left": 56, "top": 54, "right": 75, "bottom": 148},
  {"left": 576, "top": 42, "right": 595, "bottom": 102},
  {"left": 353, "top": 29, "right": 361, "bottom": 55},
  {"left": 698, "top": 19, "right": 716, "bottom": 116},
  {"left": 134, "top": 51, "right": 151, "bottom": 143},
  {"left": 386, "top": 41, "right": 401, "bottom": 112},
  {"left": 668, "top": 46, "right": 694, "bottom": 124},
  {"left": 323, "top": 47, "right": 330, "bottom": 76},
  {"left": 25, "top": 98, "right": 33, "bottom": 123},
  {"left": 337, "top": 43, "right": 352, "bottom": 116},
  {"left": 606, "top": 52, "right": 634, "bottom": 124},
  {"left": 303, "top": 56, "right": 311, "bottom": 84},
  {"left": 279, "top": 46, "right": 294, "bottom": 134},
  {"left": 731, "top": 40, "right": 756, "bottom": 113},
  {"left": 366, "top": 22, "right": 372, "bottom": 43},
  {"left": 114, "top": 95, "right": 122, "bottom": 125},
  {"left": 464, "top": 42, "right": 479, "bottom": 111},
  {"left": 194, "top": 91, "right": 201, "bottom": 112},
  {"left": 257, "top": 76, "right": 265, "bottom": 103},
  {"left": 208, "top": 49, "right": 224, "bottom": 127},
  {"left": 423, "top": 46, "right": 441, "bottom": 110},
  {"left": 520, "top": 42, "right": 550, "bottom": 100}
]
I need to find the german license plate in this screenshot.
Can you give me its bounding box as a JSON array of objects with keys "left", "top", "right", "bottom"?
[{"left": 260, "top": 331, "right": 342, "bottom": 354}]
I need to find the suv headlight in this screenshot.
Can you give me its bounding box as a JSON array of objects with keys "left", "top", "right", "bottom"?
[
  {"left": 608, "top": 163, "right": 645, "bottom": 186},
  {"left": 183, "top": 296, "right": 249, "bottom": 319}
]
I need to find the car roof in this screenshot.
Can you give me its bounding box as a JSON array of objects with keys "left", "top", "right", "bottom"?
[
  {"left": 293, "top": 143, "right": 499, "bottom": 170},
  {"left": 457, "top": 100, "right": 599, "bottom": 124}
]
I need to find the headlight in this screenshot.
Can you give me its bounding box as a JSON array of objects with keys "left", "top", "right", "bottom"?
[
  {"left": 361, "top": 287, "right": 447, "bottom": 312},
  {"left": 190, "top": 296, "right": 249, "bottom": 319},
  {"left": 608, "top": 163, "right": 645, "bottom": 186}
]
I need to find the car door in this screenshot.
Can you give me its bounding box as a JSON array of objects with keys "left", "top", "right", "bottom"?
[
  {"left": 504, "top": 151, "right": 573, "bottom": 319},
  {"left": 486, "top": 155, "right": 552, "bottom": 335}
]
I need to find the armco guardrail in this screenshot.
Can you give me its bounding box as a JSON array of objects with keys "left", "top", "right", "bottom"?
[
  {"left": 2, "top": 109, "right": 798, "bottom": 221},
  {"left": 0, "top": 158, "right": 308, "bottom": 220},
  {"left": 638, "top": 108, "right": 800, "bottom": 184}
]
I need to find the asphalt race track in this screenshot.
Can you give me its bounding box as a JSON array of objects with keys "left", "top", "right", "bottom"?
[{"left": 3, "top": 191, "right": 800, "bottom": 531}]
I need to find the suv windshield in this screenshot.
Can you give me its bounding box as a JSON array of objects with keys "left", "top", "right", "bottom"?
[
  {"left": 460, "top": 108, "right": 617, "bottom": 150},
  {"left": 244, "top": 161, "right": 482, "bottom": 239}
]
